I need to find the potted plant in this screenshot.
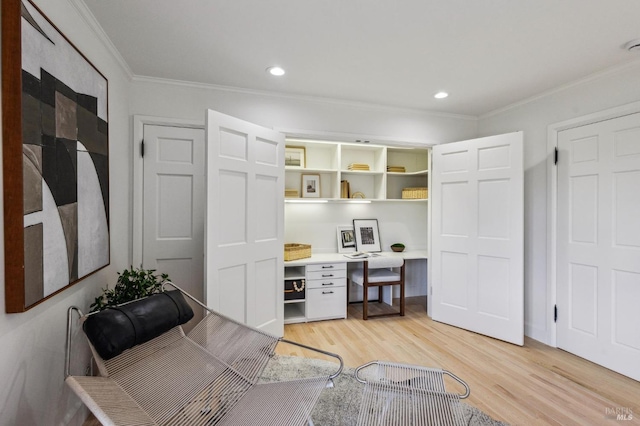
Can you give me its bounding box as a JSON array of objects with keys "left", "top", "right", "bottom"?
[
  {"left": 390, "top": 243, "right": 405, "bottom": 252},
  {"left": 90, "top": 267, "right": 170, "bottom": 312}
]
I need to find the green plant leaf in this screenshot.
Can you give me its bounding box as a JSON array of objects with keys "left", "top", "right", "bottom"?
[{"left": 89, "top": 266, "right": 171, "bottom": 312}]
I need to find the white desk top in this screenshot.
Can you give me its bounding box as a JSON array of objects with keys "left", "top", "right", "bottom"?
[{"left": 284, "top": 250, "right": 428, "bottom": 266}]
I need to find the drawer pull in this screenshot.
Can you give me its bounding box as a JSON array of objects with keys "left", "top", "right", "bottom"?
[
  {"left": 322, "top": 282, "right": 334, "bottom": 286},
  {"left": 322, "top": 265, "right": 334, "bottom": 269},
  {"left": 322, "top": 274, "right": 334, "bottom": 277},
  {"left": 322, "top": 291, "right": 334, "bottom": 295}
]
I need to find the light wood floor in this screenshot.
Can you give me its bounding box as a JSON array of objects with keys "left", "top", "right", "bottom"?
[
  {"left": 84, "top": 297, "right": 640, "bottom": 425},
  {"left": 279, "top": 297, "right": 640, "bottom": 425}
]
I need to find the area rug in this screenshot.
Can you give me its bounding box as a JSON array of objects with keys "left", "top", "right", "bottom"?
[{"left": 259, "top": 355, "right": 509, "bottom": 426}]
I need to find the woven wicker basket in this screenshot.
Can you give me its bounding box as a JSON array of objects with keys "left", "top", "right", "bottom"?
[
  {"left": 402, "top": 187, "right": 428, "bottom": 199},
  {"left": 284, "top": 243, "right": 312, "bottom": 261}
]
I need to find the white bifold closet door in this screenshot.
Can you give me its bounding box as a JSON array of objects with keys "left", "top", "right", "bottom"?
[
  {"left": 431, "top": 132, "right": 524, "bottom": 346},
  {"left": 205, "top": 110, "right": 285, "bottom": 337}
]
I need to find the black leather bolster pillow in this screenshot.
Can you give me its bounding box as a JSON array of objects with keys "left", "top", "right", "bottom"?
[{"left": 83, "top": 290, "right": 194, "bottom": 360}]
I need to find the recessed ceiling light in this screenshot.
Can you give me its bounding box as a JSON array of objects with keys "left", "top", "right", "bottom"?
[
  {"left": 624, "top": 38, "right": 640, "bottom": 52},
  {"left": 434, "top": 92, "right": 449, "bottom": 99},
  {"left": 267, "top": 66, "right": 285, "bottom": 76}
]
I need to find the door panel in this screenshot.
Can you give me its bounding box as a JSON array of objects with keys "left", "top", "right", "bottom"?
[
  {"left": 205, "top": 110, "right": 284, "bottom": 336},
  {"left": 557, "top": 112, "right": 640, "bottom": 381},
  {"left": 432, "top": 132, "right": 524, "bottom": 345},
  {"left": 142, "top": 124, "right": 205, "bottom": 329}
]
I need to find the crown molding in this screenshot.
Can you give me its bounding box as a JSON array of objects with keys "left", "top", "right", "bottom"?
[
  {"left": 68, "top": 0, "right": 134, "bottom": 80},
  {"left": 132, "top": 74, "right": 478, "bottom": 122},
  {"left": 480, "top": 58, "right": 640, "bottom": 120}
]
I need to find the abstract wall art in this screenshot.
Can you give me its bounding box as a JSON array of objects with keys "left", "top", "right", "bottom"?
[{"left": 2, "top": 0, "right": 109, "bottom": 312}]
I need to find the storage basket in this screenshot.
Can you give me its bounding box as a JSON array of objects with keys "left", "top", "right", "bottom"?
[
  {"left": 284, "top": 279, "right": 305, "bottom": 300},
  {"left": 402, "top": 187, "right": 428, "bottom": 199},
  {"left": 284, "top": 243, "right": 312, "bottom": 261}
]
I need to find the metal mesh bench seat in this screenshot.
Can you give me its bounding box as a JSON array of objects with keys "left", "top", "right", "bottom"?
[
  {"left": 65, "top": 282, "right": 343, "bottom": 426},
  {"left": 354, "top": 361, "right": 470, "bottom": 426}
]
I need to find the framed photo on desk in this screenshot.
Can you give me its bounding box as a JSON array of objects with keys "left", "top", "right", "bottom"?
[
  {"left": 353, "top": 219, "right": 381, "bottom": 252},
  {"left": 337, "top": 225, "right": 356, "bottom": 253}
]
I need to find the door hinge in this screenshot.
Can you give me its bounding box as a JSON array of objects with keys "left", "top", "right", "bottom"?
[
  {"left": 554, "top": 304, "right": 558, "bottom": 323},
  {"left": 554, "top": 147, "right": 558, "bottom": 165},
  {"left": 141, "top": 140, "right": 145, "bottom": 158}
]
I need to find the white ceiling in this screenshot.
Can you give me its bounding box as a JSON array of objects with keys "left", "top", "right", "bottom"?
[{"left": 82, "top": 0, "right": 640, "bottom": 117}]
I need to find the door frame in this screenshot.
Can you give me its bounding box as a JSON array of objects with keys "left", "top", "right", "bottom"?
[
  {"left": 546, "top": 100, "right": 640, "bottom": 347},
  {"left": 132, "top": 115, "right": 204, "bottom": 267}
]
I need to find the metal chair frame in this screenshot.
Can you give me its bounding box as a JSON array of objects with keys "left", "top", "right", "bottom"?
[
  {"left": 65, "top": 282, "right": 343, "bottom": 426},
  {"left": 354, "top": 360, "right": 470, "bottom": 426}
]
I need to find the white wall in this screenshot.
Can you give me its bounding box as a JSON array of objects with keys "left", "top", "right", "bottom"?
[
  {"left": 477, "top": 61, "right": 640, "bottom": 344},
  {"left": 285, "top": 203, "right": 428, "bottom": 253},
  {"left": 0, "top": 0, "right": 132, "bottom": 424},
  {"left": 129, "top": 78, "right": 479, "bottom": 144}
]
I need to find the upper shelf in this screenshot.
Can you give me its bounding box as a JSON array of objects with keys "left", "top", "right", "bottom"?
[
  {"left": 340, "top": 170, "right": 385, "bottom": 176},
  {"left": 285, "top": 139, "right": 430, "bottom": 201},
  {"left": 285, "top": 166, "right": 337, "bottom": 173},
  {"left": 387, "top": 170, "right": 429, "bottom": 176}
]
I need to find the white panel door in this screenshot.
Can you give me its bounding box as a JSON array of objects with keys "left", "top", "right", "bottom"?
[
  {"left": 205, "top": 110, "right": 285, "bottom": 336},
  {"left": 142, "top": 125, "right": 206, "bottom": 328},
  {"left": 557, "top": 113, "right": 640, "bottom": 381},
  {"left": 431, "top": 132, "right": 524, "bottom": 345}
]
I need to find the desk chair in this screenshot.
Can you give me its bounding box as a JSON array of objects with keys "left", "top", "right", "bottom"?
[{"left": 349, "top": 256, "right": 405, "bottom": 320}]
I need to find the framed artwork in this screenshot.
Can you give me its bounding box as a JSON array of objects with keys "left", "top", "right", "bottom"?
[
  {"left": 2, "top": 0, "right": 110, "bottom": 312},
  {"left": 285, "top": 145, "right": 306, "bottom": 168},
  {"left": 353, "top": 219, "right": 381, "bottom": 252},
  {"left": 336, "top": 225, "right": 356, "bottom": 253},
  {"left": 301, "top": 174, "right": 320, "bottom": 198}
]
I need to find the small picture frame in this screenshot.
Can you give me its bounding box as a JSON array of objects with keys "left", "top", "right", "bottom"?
[
  {"left": 285, "top": 146, "right": 306, "bottom": 168},
  {"left": 353, "top": 219, "right": 381, "bottom": 252},
  {"left": 301, "top": 174, "right": 321, "bottom": 198},
  {"left": 337, "top": 225, "right": 356, "bottom": 253}
]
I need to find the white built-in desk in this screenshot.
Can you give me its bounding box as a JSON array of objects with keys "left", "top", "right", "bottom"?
[
  {"left": 284, "top": 251, "right": 427, "bottom": 324},
  {"left": 285, "top": 250, "right": 428, "bottom": 267}
]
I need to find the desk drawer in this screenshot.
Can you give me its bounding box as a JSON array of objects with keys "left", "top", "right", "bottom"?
[
  {"left": 307, "top": 269, "right": 346, "bottom": 281},
  {"left": 306, "top": 263, "right": 346, "bottom": 273},
  {"left": 306, "top": 287, "right": 346, "bottom": 321},
  {"left": 306, "top": 276, "right": 346, "bottom": 289}
]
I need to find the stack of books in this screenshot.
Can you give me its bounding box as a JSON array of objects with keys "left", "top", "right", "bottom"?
[
  {"left": 387, "top": 166, "right": 406, "bottom": 173},
  {"left": 285, "top": 188, "right": 299, "bottom": 198},
  {"left": 348, "top": 163, "right": 370, "bottom": 171}
]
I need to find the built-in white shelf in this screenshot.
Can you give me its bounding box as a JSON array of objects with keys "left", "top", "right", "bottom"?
[
  {"left": 285, "top": 139, "right": 429, "bottom": 202},
  {"left": 284, "top": 302, "right": 306, "bottom": 324}
]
